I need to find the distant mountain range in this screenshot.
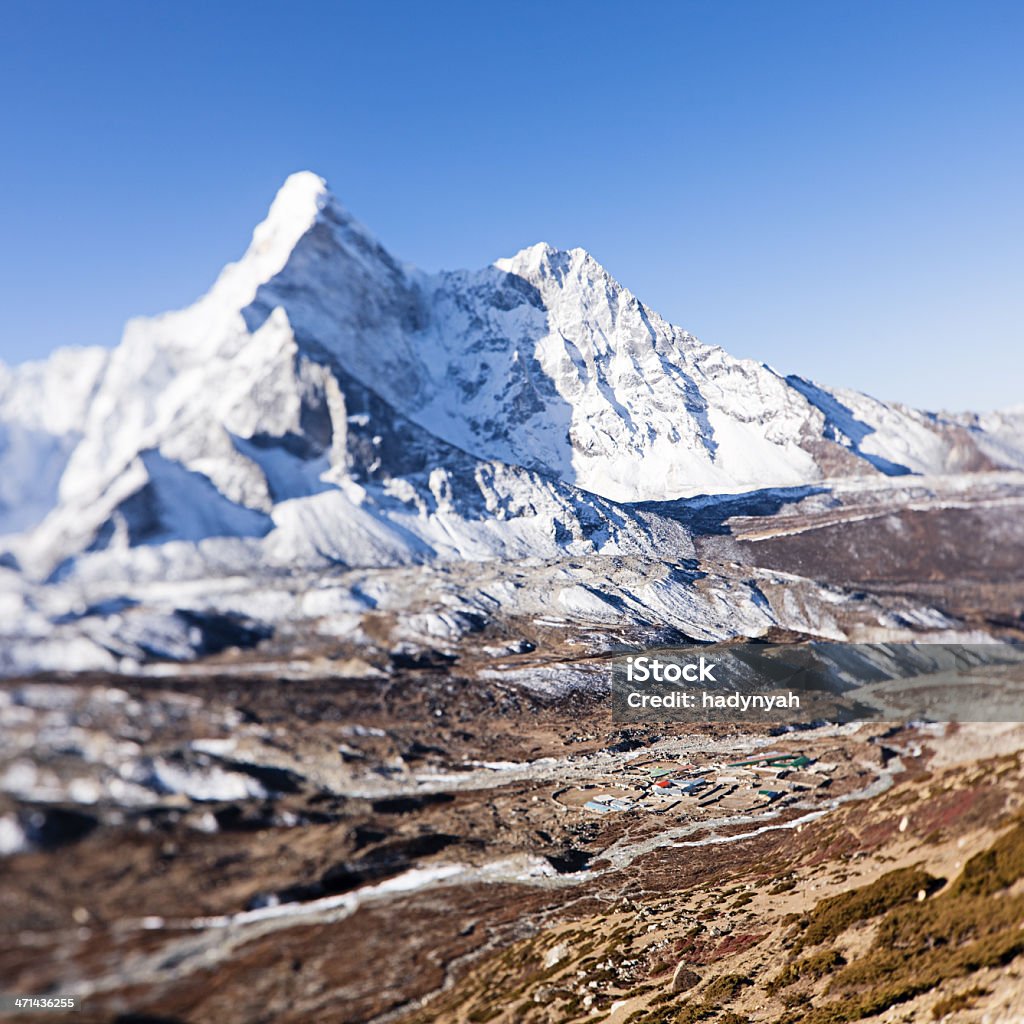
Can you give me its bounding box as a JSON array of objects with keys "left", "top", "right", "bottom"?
[{"left": 2, "top": 172, "right": 1022, "bottom": 674}]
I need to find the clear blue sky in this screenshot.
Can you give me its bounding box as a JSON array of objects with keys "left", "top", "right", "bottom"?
[{"left": 3, "top": 1, "right": 1021, "bottom": 411}]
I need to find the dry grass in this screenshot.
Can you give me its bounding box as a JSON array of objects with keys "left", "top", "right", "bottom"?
[
  {"left": 930, "top": 985, "right": 989, "bottom": 1019},
  {"left": 766, "top": 949, "right": 846, "bottom": 994},
  {"left": 773, "top": 821, "right": 1024, "bottom": 1023},
  {"left": 792, "top": 865, "right": 942, "bottom": 952}
]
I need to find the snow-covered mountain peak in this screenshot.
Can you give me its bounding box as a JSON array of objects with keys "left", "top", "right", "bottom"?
[
  {"left": 494, "top": 241, "right": 564, "bottom": 275},
  {"left": 103, "top": 171, "right": 352, "bottom": 368},
  {"left": 242, "top": 171, "right": 387, "bottom": 282},
  {"left": 178, "top": 171, "right": 333, "bottom": 337},
  {"left": 4, "top": 168, "right": 1024, "bottom": 593},
  {"left": 239, "top": 171, "right": 331, "bottom": 281},
  {"left": 495, "top": 242, "right": 613, "bottom": 291},
  {"left": 254, "top": 171, "right": 329, "bottom": 242},
  {"left": 1, "top": 170, "right": 1024, "bottom": 675}
]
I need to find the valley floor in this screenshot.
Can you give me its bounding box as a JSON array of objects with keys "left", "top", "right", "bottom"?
[{"left": 2, "top": 668, "right": 1024, "bottom": 1023}]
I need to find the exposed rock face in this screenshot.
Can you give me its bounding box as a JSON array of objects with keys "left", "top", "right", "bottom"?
[{"left": 671, "top": 961, "right": 701, "bottom": 992}]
